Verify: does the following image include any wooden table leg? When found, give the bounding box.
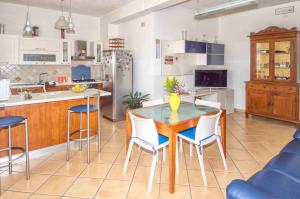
[125,111,132,152]
[221,110,227,157]
[168,130,176,193]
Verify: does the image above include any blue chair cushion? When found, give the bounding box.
[0,116,25,127]
[294,128,300,140]
[281,140,300,156]
[70,105,97,113]
[178,127,196,140]
[248,169,300,199]
[158,134,168,145]
[265,152,300,182]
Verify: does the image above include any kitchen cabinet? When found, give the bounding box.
[60,39,71,65]
[207,43,224,65]
[89,41,103,65]
[20,37,60,52]
[164,40,206,54]
[19,37,60,65]
[246,26,300,123]
[0,34,19,64]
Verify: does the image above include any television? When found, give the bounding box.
[195,70,227,88]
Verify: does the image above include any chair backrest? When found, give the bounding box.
[142,99,164,108]
[195,99,221,109]
[195,110,222,143]
[85,90,101,110]
[128,112,159,150]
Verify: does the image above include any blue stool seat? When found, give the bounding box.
[158,134,168,145]
[0,116,25,127]
[69,105,97,113]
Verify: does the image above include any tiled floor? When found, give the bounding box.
[0,112,297,199]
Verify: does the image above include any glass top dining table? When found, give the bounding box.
[126,102,226,194]
[131,102,219,125]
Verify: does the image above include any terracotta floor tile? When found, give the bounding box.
[36,175,76,195]
[1,112,296,198]
[94,179,131,199]
[64,177,103,198]
[133,166,161,183]
[127,182,159,199]
[159,184,191,199]
[190,186,224,199]
[0,190,31,199]
[187,170,218,187]
[161,167,189,185]
[54,162,87,177]
[214,171,244,188]
[9,173,50,193]
[80,163,111,178]
[106,164,135,181]
[31,160,65,175]
[29,194,60,199]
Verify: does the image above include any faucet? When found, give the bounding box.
[38,72,48,85]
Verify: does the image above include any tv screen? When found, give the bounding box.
[195,70,227,88]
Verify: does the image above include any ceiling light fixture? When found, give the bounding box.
[23,0,33,37]
[66,0,75,34]
[55,0,68,30]
[195,0,257,18]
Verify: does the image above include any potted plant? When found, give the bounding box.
[164,76,183,111]
[123,91,150,109]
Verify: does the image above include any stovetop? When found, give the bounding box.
[72,79,96,83]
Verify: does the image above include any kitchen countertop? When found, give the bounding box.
[0,89,111,107]
[10,80,105,89]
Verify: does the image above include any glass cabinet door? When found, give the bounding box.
[274,40,291,81]
[60,40,71,65]
[255,42,270,80]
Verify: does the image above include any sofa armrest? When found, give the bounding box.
[294,128,300,140]
[227,180,276,199]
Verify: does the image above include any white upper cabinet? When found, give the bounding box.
[60,39,71,65]
[20,37,60,52]
[19,37,61,65]
[88,41,103,65]
[0,35,19,65]
[93,41,103,65]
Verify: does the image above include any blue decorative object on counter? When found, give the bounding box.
[71,65,91,81]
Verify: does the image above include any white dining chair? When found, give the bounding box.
[177,110,227,186]
[179,99,222,157]
[123,112,171,194]
[142,99,167,161]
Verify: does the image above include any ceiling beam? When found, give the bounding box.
[101,0,190,24]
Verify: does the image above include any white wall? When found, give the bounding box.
[117,14,156,96]
[114,6,219,99]
[219,1,300,110]
[0,1,100,41]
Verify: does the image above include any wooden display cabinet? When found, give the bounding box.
[246,26,300,123]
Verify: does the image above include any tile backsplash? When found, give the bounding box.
[0,63,104,83]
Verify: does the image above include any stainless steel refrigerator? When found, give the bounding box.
[102,50,133,121]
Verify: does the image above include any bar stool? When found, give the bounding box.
[0,116,30,180]
[66,93,101,164]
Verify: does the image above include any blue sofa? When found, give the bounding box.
[227,129,300,199]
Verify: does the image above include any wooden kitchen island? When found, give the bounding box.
[0,89,111,156]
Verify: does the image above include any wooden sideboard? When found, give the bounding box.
[246,26,300,123]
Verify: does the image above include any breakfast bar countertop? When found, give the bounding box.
[0,89,111,107]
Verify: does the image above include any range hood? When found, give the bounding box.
[72,40,95,61]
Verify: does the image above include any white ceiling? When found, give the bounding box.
[0,0,298,17]
[0,0,136,17]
